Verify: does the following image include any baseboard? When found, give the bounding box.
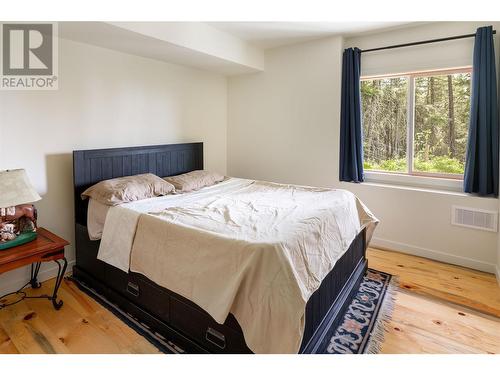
[370,237,497,274]
[495,265,500,286]
[0,259,75,296]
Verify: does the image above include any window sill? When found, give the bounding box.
[344,174,498,200]
[363,170,463,192]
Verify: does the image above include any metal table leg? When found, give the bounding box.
[23,257,67,310]
[30,262,42,289]
[51,258,67,310]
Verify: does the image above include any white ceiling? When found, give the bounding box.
[59,22,263,75]
[58,22,417,76]
[208,22,414,49]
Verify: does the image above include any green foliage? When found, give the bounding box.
[361,72,471,176]
[414,156,464,174]
[361,77,408,163]
[364,158,407,172]
[365,156,465,174]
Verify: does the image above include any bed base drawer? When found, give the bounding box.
[123,277,171,324]
[170,296,251,353]
[101,267,250,353]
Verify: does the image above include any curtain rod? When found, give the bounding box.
[361,30,497,53]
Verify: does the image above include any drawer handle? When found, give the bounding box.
[126,282,140,297]
[205,327,226,350]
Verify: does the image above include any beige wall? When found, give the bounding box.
[228,36,344,186]
[228,22,499,274]
[0,38,228,294]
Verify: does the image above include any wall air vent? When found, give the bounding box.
[452,206,498,232]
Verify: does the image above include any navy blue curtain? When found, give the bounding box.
[339,47,363,182]
[464,26,499,196]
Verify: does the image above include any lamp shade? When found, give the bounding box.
[0,169,41,207]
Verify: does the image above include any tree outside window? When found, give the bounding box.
[361,68,471,178]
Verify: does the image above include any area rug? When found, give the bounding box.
[311,268,398,354]
[70,268,397,354]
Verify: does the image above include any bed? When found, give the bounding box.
[72,142,374,353]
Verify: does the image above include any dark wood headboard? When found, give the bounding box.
[73,142,203,225]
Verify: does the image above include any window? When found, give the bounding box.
[361,68,472,179]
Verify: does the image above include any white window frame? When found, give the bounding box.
[361,66,473,186]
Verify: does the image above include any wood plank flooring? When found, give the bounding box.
[368,248,500,318]
[0,248,499,354]
[0,277,160,354]
[368,248,500,354]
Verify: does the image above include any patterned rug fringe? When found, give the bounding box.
[363,276,399,354]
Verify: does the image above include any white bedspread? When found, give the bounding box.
[97,178,378,353]
[98,179,255,271]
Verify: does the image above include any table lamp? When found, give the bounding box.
[0,169,41,250]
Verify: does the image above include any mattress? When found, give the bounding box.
[94,177,378,353]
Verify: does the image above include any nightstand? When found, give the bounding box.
[0,227,69,310]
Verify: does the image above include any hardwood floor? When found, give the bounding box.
[368,248,500,318]
[368,248,500,354]
[0,278,160,354]
[0,248,499,354]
